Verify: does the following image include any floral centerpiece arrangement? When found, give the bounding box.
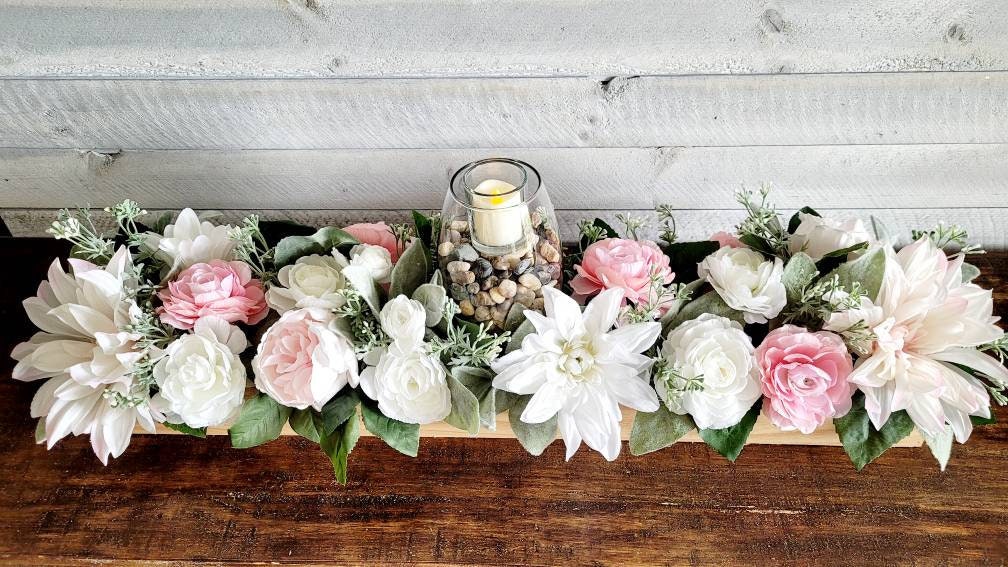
[11,188,1008,482]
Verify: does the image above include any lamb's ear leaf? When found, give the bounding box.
[830,247,886,301]
[508,395,558,456]
[274,227,358,268]
[412,283,447,327]
[698,400,762,462]
[444,370,481,435]
[663,290,743,335]
[961,262,981,283]
[229,393,292,449]
[450,366,498,430]
[629,404,694,456]
[389,239,430,299]
[506,318,537,353]
[781,252,819,305]
[834,393,915,471]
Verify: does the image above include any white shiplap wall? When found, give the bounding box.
[1,0,1006,244]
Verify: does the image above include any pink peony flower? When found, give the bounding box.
[710,231,744,249]
[343,222,402,262]
[157,260,268,330]
[571,238,674,304]
[755,325,855,434]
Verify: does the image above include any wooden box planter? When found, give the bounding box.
[142,412,925,448]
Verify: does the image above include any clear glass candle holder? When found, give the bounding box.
[439,158,562,329]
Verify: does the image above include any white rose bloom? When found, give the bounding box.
[144,208,236,272]
[150,317,248,428]
[266,253,348,314]
[358,342,451,424]
[659,313,762,430]
[789,212,873,261]
[349,244,394,284]
[698,247,786,324]
[379,295,427,348]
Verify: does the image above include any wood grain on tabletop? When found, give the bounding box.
[0,239,1005,566]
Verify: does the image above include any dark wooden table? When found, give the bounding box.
[0,239,1005,566]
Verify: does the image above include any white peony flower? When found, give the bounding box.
[826,238,1007,443]
[789,212,873,261]
[358,341,452,424]
[349,244,394,284]
[253,308,359,410]
[698,247,786,324]
[379,295,427,348]
[11,246,158,464]
[144,208,236,273]
[658,313,762,430]
[150,317,248,428]
[266,253,348,314]
[491,287,661,461]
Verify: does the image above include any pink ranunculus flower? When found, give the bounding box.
[571,238,674,304]
[252,308,359,410]
[710,231,744,249]
[755,325,855,434]
[157,260,268,330]
[343,222,402,262]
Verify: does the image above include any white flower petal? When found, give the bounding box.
[581,288,622,337]
[520,381,566,424]
[604,322,660,355]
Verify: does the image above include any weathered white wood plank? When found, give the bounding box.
[1,73,1005,149]
[1,0,1005,77]
[1,146,1006,210]
[4,208,1005,248]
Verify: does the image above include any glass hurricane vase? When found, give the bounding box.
[439,158,562,330]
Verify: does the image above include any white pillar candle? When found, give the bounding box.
[470,179,528,249]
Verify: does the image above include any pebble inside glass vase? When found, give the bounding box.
[439,158,563,330]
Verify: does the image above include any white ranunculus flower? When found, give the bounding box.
[698,247,786,324]
[11,246,158,464]
[358,341,451,424]
[144,208,236,273]
[266,253,349,314]
[379,295,427,348]
[150,317,248,428]
[349,243,394,284]
[825,238,1007,443]
[659,313,762,430]
[789,212,873,261]
[491,287,661,461]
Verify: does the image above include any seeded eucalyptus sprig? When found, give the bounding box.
[229,215,276,283]
[47,206,116,262]
[912,223,986,256]
[736,184,789,258]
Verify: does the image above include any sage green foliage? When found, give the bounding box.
[35,418,46,444]
[360,398,420,457]
[961,262,981,283]
[830,247,886,301]
[389,239,430,299]
[450,366,497,429]
[834,393,915,470]
[782,252,819,305]
[229,393,293,449]
[663,290,743,335]
[412,282,447,327]
[698,400,762,462]
[444,369,482,435]
[163,422,208,438]
[506,318,537,353]
[508,395,558,456]
[273,227,358,268]
[629,404,695,456]
[659,278,705,332]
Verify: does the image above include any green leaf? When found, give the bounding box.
[444,370,481,434]
[150,211,174,234]
[389,239,430,299]
[834,393,915,471]
[663,290,744,335]
[503,302,527,333]
[412,210,437,250]
[495,390,520,416]
[412,283,447,327]
[319,391,361,436]
[820,241,870,259]
[229,393,293,449]
[698,399,762,462]
[506,318,536,353]
[922,425,954,472]
[787,206,820,234]
[971,411,996,426]
[870,215,894,244]
[163,422,208,438]
[781,252,818,305]
[961,262,981,283]
[660,240,720,282]
[508,395,558,456]
[320,411,360,485]
[450,366,497,429]
[359,397,420,457]
[35,418,46,444]
[258,219,316,247]
[288,408,325,443]
[629,404,695,456]
[273,227,358,268]
[831,247,886,301]
[659,278,705,331]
